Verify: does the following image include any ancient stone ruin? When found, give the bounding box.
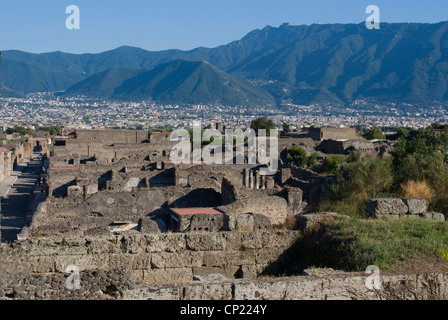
[0,128,446,300]
[366,198,445,221]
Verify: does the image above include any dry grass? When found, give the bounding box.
[401,180,435,206]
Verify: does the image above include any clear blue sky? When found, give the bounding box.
[1,0,447,54]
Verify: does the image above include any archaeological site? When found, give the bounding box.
[0,127,447,301]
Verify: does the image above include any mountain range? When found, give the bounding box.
[3,21,448,106]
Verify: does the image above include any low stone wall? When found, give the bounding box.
[123,272,448,300]
[0,231,298,288]
[2,231,448,300]
[366,198,446,221]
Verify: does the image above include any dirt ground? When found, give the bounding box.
[382,253,448,275]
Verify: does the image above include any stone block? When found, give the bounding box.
[186,233,226,251]
[254,247,284,265]
[432,212,446,221]
[86,238,121,254]
[189,213,224,232]
[223,232,242,250]
[145,234,186,253]
[67,185,83,197]
[218,196,287,226]
[296,212,340,230]
[403,198,427,215]
[183,283,233,300]
[29,256,56,273]
[85,184,98,196]
[121,234,147,254]
[422,212,446,221]
[241,232,263,249]
[234,279,288,300]
[124,178,140,192]
[225,214,254,232]
[226,250,256,266]
[285,278,325,300]
[193,266,239,280]
[366,199,409,218]
[202,251,228,267]
[138,217,161,234]
[132,254,152,270]
[261,231,297,248]
[123,285,181,300]
[151,251,203,269]
[143,268,193,285]
[108,254,135,270]
[253,214,272,231]
[193,273,228,283]
[54,254,108,272]
[239,265,263,279]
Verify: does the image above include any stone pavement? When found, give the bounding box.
[0,153,46,243]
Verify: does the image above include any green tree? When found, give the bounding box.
[362,126,384,140]
[325,155,344,174]
[307,152,318,167]
[353,125,366,136]
[250,117,276,136]
[6,126,35,137]
[347,151,361,163]
[40,125,61,135]
[282,122,291,134]
[288,145,307,167]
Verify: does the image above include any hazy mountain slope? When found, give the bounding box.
[3,21,448,104]
[112,60,276,105]
[227,22,448,104]
[1,58,85,93]
[59,67,146,98]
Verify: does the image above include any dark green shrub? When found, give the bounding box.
[325,155,344,174]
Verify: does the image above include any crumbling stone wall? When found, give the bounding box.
[317,139,376,155]
[0,231,298,290]
[218,196,288,226]
[121,272,448,300]
[174,164,252,191]
[308,127,358,142]
[75,129,150,144]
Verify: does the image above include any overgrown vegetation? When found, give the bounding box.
[320,124,448,217]
[324,155,344,174]
[391,125,448,214]
[6,125,35,137]
[320,157,394,218]
[265,218,448,276]
[362,126,384,140]
[313,218,448,271]
[287,145,318,169]
[40,125,61,135]
[271,124,448,276]
[250,117,276,136]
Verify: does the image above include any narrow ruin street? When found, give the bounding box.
[0,150,46,242]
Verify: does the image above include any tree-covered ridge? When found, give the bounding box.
[4,22,448,105]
